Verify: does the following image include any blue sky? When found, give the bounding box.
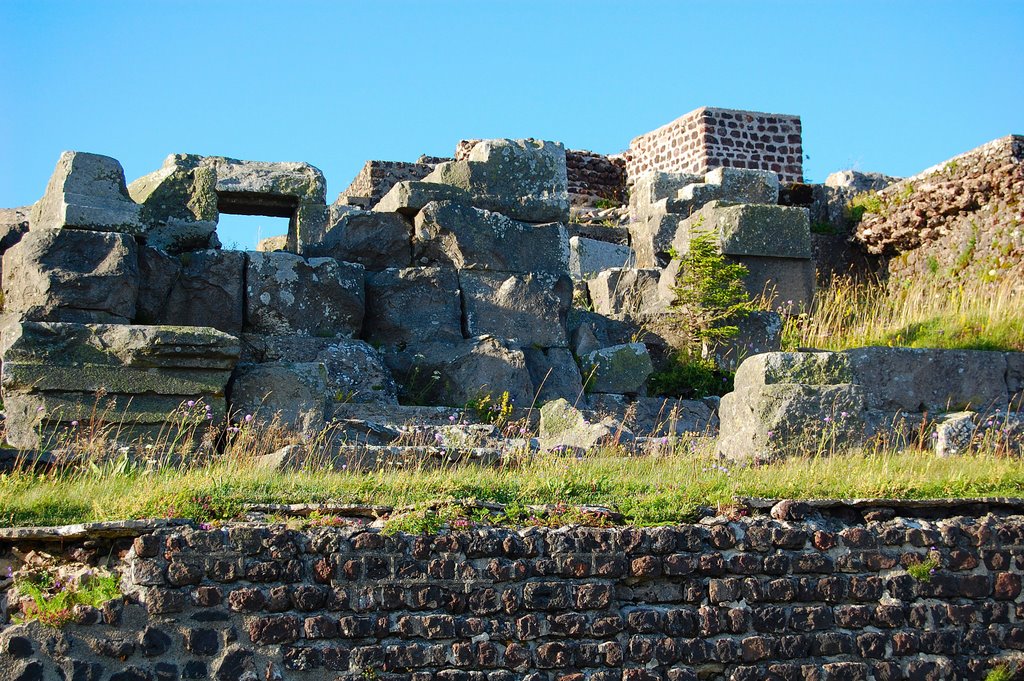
[2,1,1022,250]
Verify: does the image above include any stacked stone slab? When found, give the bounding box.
[718,348,1023,462]
[0,322,239,450]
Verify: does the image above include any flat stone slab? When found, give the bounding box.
[0,518,193,542]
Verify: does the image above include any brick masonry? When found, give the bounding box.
[2,510,1023,679]
[624,107,804,185]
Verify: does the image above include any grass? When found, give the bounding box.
[1,443,1022,528]
[784,274,1024,352]
[14,568,121,627]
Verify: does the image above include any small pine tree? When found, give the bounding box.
[670,229,755,348]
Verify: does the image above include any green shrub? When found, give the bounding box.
[985,664,1013,681]
[15,568,121,627]
[847,191,884,223]
[668,230,755,347]
[648,353,733,399]
[906,556,940,582]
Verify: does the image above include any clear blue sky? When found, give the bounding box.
[2,1,1022,250]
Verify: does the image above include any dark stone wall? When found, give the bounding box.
[2,512,1023,680]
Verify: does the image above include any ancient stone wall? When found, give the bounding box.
[456,141,627,205]
[3,509,1024,680]
[854,135,1024,285]
[565,150,627,204]
[337,160,444,208]
[624,108,803,185]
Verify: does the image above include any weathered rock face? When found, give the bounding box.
[2,228,139,323]
[586,268,664,317]
[307,209,412,270]
[127,153,218,254]
[244,252,365,337]
[580,342,654,395]
[538,397,632,452]
[414,201,569,273]
[363,267,463,345]
[522,346,585,404]
[0,322,238,449]
[568,236,634,281]
[30,151,143,234]
[384,336,534,407]
[718,348,1022,461]
[423,138,570,223]
[229,362,328,432]
[157,250,245,335]
[372,180,472,217]
[459,270,572,347]
[700,310,784,372]
[134,247,182,325]
[673,200,811,259]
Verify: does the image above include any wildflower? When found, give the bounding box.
[206,413,213,420]
[187,400,195,408]
[434,432,444,443]
[70,420,78,427]
[244,414,253,423]
[766,430,774,439]
[449,414,457,423]
[824,416,832,423]
[199,522,212,531]
[4,566,12,578]
[660,437,669,445]
[840,411,848,419]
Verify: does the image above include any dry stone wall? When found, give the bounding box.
[3,509,1024,680]
[624,108,803,185]
[854,135,1024,285]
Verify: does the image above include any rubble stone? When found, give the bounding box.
[580,343,654,395]
[307,209,412,270]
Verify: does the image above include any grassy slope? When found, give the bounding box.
[2,448,1022,527]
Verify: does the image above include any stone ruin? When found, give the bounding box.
[0,107,1020,464]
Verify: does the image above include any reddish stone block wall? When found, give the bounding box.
[625,107,803,184]
[3,510,1023,679]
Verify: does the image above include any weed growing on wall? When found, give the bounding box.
[14,567,121,627]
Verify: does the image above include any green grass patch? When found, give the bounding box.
[14,569,121,627]
[2,447,1022,528]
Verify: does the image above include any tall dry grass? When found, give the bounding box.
[784,275,1024,352]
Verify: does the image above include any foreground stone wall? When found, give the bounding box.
[3,509,1024,680]
[854,135,1024,285]
[624,108,803,185]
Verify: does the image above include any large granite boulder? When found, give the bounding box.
[628,171,700,222]
[244,251,365,337]
[523,347,585,405]
[579,343,654,395]
[568,236,634,281]
[363,267,463,345]
[414,201,569,273]
[459,270,572,347]
[0,322,238,449]
[306,209,412,270]
[30,151,143,234]
[157,250,245,335]
[423,139,569,223]
[127,153,218,254]
[373,181,472,217]
[2,228,139,323]
[384,336,534,407]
